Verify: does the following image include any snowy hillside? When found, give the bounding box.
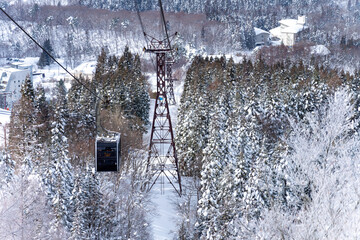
[0,0,359,239]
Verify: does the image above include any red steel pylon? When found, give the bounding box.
[144,33,182,196]
[166,58,176,105]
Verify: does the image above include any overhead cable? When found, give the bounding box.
[0,7,103,102]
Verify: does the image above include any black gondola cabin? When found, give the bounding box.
[95,134,121,172]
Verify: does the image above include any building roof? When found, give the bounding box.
[270,15,308,37]
[73,61,97,76]
[96,133,121,142]
[1,67,19,81]
[254,27,269,35]
[0,67,27,88]
[282,25,308,34]
[279,19,299,27]
[4,69,31,92]
[269,26,282,37]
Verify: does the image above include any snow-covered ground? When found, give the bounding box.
[151,180,180,239]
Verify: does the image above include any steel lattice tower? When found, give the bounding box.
[144,33,182,196]
[166,59,176,105]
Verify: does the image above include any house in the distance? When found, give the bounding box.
[0,62,33,109]
[270,16,308,46]
[72,61,97,80]
[254,27,270,46]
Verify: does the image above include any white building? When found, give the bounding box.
[270,16,308,46]
[254,27,270,46]
[0,64,32,109]
[72,61,97,80]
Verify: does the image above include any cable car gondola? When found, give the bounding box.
[95,134,121,172]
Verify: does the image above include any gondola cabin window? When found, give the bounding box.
[95,134,121,172]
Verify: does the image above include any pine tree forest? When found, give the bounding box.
[175,56,360,239]
[0,0,360,239]
[2,44,360,240]
[1,47,151,239]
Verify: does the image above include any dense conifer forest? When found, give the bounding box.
[1,47,151,239]
[175,55,360,238]
[0,0,359,239]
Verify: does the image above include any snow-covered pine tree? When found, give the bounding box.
[176,56,212,177]
[32,85,52,169]
[44,79,74,236]
[8,75,37,167]
[34,85,51,145]
[176,57,199,176]
[229,62,269,229]
[252,87,360,239]
[217,59,250,238]
[0,160,56,239]
[94,48,109,88]
[0,151,14,188]
[67,75,96,163]
[196,79,229,239]
[71,165,102,239]
[131,54,150,131]
[109,46,131,116]
[93,46,149,135]
[37,39,55,68]
[116,47,150,132]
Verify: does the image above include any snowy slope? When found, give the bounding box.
[151,182,180,239]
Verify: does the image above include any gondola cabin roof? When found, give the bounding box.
[95,133,121,172]
[96,133,121,142]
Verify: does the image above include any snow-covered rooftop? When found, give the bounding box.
[270,27,282,38]
[279,19,299,27]
[282,25,308,34]
[254,27,269,35]
[275,16,307,34]
[0,66,30,89]
[96,134,121,142]
[73,61,97,76]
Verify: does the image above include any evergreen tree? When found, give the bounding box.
[34,85,50,145]
[38,39,54,68]
[94,46,149,135]
[44,80,73,235]
[32,85,52,169]
[0,151,15,188]
[176,56,212,177]
[0,162,56,239]
[252,88,360,239]
[8,75,36,166]
[197,90,228,239]
[131,54,150,129]
[71,165,102,239]
[67,76,96,163]
[217,68,248,237]
[176,54,356,239]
